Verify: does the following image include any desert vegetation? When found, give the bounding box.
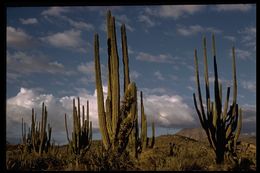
[193,35,242,165]
[6,10,256,171]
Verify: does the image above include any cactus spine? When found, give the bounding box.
[21,102,52,155]
[193,35,242,164]
[94,11,137,155]
[64,97,92,156]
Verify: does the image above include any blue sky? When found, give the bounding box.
[6,5,256,144]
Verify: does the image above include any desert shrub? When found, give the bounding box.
[91,149,135,171]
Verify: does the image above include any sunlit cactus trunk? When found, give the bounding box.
[94,11,138,155]
[193,35,242,164]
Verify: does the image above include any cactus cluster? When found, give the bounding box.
[193,35,242,164]
[94,11,155,158]
[94,10,139,155]
[21,102,52,155]
[127,91,155,158]
[64,97,92,156]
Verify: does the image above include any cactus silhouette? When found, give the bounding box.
[193,35,242,164]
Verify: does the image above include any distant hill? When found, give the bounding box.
[175,127,207,141]
[176,127,256,145]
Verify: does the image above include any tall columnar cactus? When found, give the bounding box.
[21,102,52,155]
[128,91,155,157]
[193,35,242,164]
[140,91,148,149]
[94,11,138,155]
[150,116,155,148]
[64,97,92,156]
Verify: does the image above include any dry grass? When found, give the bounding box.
[6,134,256,171]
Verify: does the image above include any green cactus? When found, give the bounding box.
[21,102,52,155]
[121,24,130,93]
[94,11,138,156]
[193,35,242,164]
[150,116,155,148]
[94,11,156,159]
[64,97,92,156]
[140,91,148,149]
[127,91,155,157]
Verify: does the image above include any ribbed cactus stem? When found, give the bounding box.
[22,117,24,144]
[140,91,147,149]
[212,36,221,116]
[121,24,130,93]
[94,33,111,150]
[65,113,70,142]
[234,108,242,149]
[109,15,120,139]
[232,47,237,106]
[203,36,210,107]
[194,49,206,129]
[82,105,85,130]
[39,103,47,155]
[78,97,81,135]
[223,87,230,121]
[151,116,155,148]
[65,97,92,156]
[47,123,52,149]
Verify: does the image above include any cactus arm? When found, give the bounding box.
[223,87,231,121]
[86,101,89,137]
[82,105,85,133]
[106,98,113,140]
[140,91,148,148]
[212,35,222,116]
[151,116,155,148]
[219,81,222,106]
[203,36,212,121]
[110,15,120,138]
[121,24,130,93]
[193,93,204,129]
[22,117,24,144]
[78,97,81,134]
[232,47,237,107]
[116,82,137,153]
[94,33,111,150]
[194,49,207,125]
[39,103,47,154]
[64,113,70,142]
[234,108,242,149]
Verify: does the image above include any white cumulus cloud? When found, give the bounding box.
[7,86,197,144]
[136,52,174,63]
[6,87,105,144]
[7,26,33,48]
[20,18,38,25]
[157,5,205,19]
[40,29,88,53]
[177,24,222,36]
[214,4,252,12]
[143,94,196,128]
